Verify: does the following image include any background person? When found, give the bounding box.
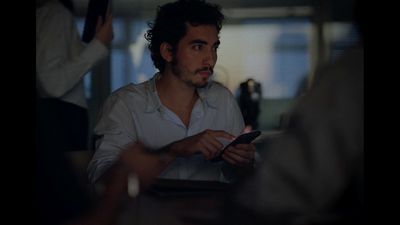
[36,0,113,151]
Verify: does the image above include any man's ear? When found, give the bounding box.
[160,42,173,62]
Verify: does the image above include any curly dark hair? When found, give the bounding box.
[145,0,225,73]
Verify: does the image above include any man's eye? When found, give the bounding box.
[193,45,202,50]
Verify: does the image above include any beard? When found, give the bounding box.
[171,57,213,88]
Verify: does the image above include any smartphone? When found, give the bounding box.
[210,130,261,162]
[82,0,111,43]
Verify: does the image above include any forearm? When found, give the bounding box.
[37,40,108,98]
[157,142,179,165]
[92,141,178,195]
[94,161,128,194]
[106,142,177,188]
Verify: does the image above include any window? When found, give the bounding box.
[217,18,311,98]
[77,16,313,132]
[110,19,156,92]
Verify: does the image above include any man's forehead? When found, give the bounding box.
[183,23,219,43]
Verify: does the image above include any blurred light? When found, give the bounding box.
[223,7,313,19]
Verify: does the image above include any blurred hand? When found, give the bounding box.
[119,142,162,188]
[169,129,235,160]
[222,143,256,167]
[94,4,113,46]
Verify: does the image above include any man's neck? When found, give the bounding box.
[156,71,199,126]
[157,72,195,101]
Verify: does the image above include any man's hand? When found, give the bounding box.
[169,129,235,160]
[222,143,256,167]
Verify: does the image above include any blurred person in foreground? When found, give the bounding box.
[37,118,161,225]
[87,0,256,186]
[219,2,364,225]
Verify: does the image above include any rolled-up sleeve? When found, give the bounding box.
[87,94,136,183]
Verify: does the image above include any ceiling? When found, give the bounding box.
[72,0,357,21]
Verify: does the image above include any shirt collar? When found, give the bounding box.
[144,73,219,113]
[197,83,219,109]
[144,73,162,113]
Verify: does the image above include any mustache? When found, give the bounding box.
[195,67,213,74]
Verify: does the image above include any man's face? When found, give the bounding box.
[171,23,220,88]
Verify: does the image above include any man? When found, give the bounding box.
[88,0,255,185]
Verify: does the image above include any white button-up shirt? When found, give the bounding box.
[88,73,245,183]
[36,0,108,108]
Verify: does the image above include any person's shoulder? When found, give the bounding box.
[37,0,73,24]
[109,80,158,111]
[319,45,363,83]
[208,81,232,94]
[98,82,149,115]
[38,1,70,15]
[110,82,149,101]
[205,81,236,103]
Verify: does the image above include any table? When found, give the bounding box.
[116,179,229,225]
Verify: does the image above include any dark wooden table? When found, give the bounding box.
[116,179,230,225]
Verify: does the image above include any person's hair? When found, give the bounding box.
[145,0,225,73]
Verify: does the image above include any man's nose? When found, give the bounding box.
[203,49,216,67]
